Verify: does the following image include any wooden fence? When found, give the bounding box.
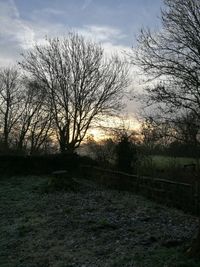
[80,165,199,215]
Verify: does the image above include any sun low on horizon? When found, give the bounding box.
[0,0,163,152]
[87,115,141,141]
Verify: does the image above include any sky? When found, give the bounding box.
[0,0,163,65]
[0,0,163,133]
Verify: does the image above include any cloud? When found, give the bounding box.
[0,1,34,47]
[74,24,132,59]
[0,0,36,65]
[82,0,93,10]
[32,7,65,18]
[0,0,130,66]
[0,1,140,123]
[0,0,19,19]
[77,25,126,43]
[0,1,67,66]
[0,2,130,67]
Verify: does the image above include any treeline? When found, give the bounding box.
[0,65,199,158]
[140,118,200,158]
[1,4,200,159]
[0,153,97,176]
[84,133,200,172]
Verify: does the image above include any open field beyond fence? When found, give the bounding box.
[81,165,200,215]
[137,155,200,184]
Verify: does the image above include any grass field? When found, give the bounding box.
[138,155,199,182]
[0,175,199,267]
[151,156,199,169]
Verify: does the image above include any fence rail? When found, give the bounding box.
[80,165,198,215]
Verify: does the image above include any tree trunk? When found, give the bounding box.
[59,142,66,153]
[59,138,67,154]
[66,142,76,154]
[58,130,67,154]
[17,138,25,153]
[3,131,9,152]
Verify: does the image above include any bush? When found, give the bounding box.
[0,153,85,176]
[115,135,137,173]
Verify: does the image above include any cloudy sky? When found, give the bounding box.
[0,0,163,66]
[0,0,163,128]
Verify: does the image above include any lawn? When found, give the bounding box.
[0,175,199,267]
[138,155,199,182]
[151,156,199,169]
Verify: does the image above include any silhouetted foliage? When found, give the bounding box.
[115,134,137,173]
[85,137,116,167]
[167,141,200,158]
[0,153,94,176]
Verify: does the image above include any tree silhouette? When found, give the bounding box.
[20,32,129,153]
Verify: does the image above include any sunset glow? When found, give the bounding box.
[87,115,141,141]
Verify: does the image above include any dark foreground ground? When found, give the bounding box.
[0,175,199,267]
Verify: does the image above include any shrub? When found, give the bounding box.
[115,135,137,173]
[0,153,83,176]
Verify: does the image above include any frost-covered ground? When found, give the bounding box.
[0,175,199,267]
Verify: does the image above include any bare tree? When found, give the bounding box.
[28,103,53,155]
[0,67,22,152]
[170,111,200,146]
[14,79,52,154]
[19,33,129,153]
[131,0,200,120]
[130,0,200,256]
[140,118,167,151]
